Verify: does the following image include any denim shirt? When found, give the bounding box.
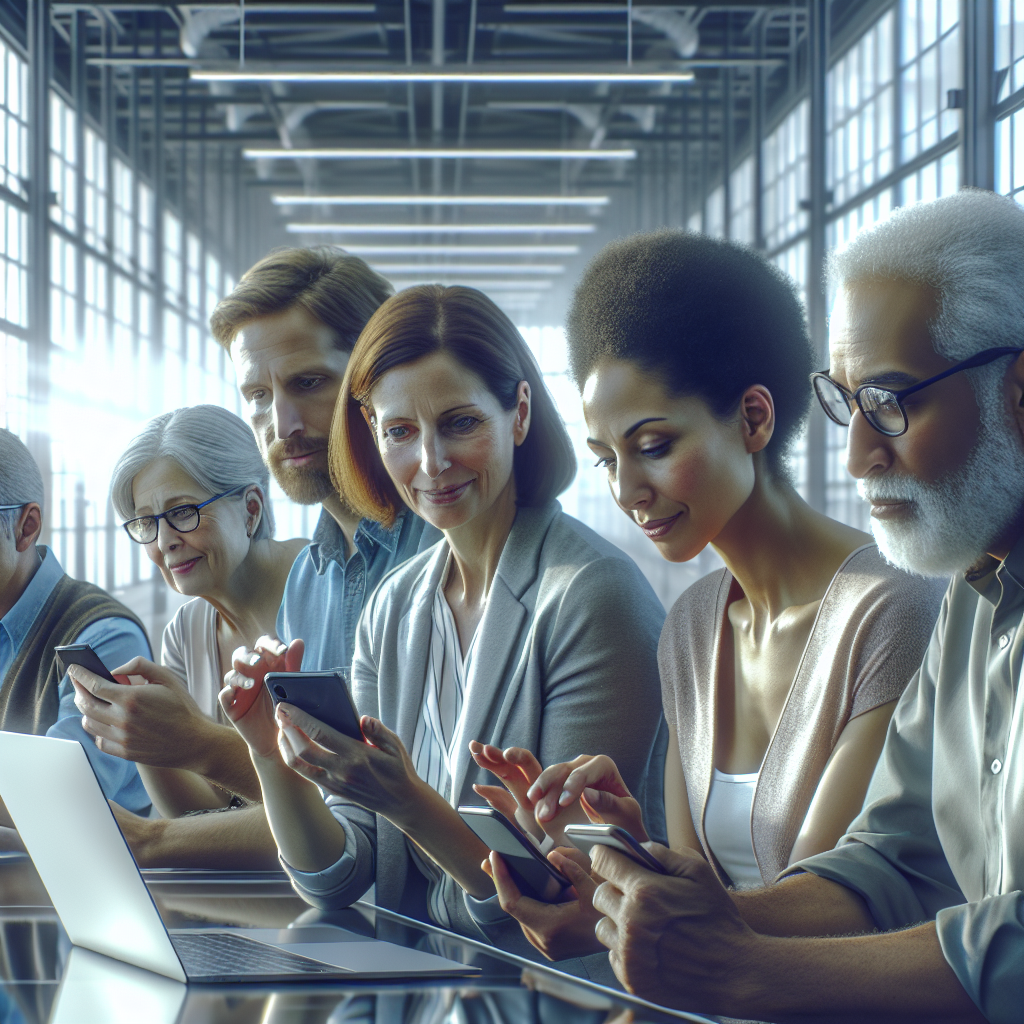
[0,546,152,814]
[276,509,441,673]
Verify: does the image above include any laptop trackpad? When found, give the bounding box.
[271,941,472,974]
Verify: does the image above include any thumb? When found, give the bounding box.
[284,638,304,672]
[361,716,399,755]
[549,848,597,900]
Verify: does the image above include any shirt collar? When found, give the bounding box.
[0,546,63,651]
[965,531,1024,606]
[307,508,404,574]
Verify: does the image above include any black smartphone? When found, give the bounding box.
[264,671,363,741]
[458,805,573,903]
[563,823,667,874]
[54,644,121,684]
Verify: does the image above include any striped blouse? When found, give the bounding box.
[408,562,481,927]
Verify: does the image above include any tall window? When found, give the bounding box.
[900,0,960,160]
[729,156,755,245]
[762,100,809,252]
[828,10,895,207]
[82,126,106,252]
[112,159,133,272]
[49,93,75,234]
[704,184,725,237]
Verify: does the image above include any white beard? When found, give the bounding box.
[858,414,1024,578]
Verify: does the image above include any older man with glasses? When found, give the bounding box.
[0,429,152,829]
[587,189,1024,1023]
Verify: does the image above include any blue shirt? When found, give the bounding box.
[0,546,152,815]
[276,510,441,673]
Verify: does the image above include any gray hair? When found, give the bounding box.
[110,405,275,542]
[827,189,1024,416]
[0,429,44,540]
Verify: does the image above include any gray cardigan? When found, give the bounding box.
[285,502,668,957]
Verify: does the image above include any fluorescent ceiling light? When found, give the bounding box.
[387,279,554,290]
[339,245,580,256]
[367,264,565,275]
[285,223,594,234]
[247,147,635,161]
[272,194,609,206]
[194,67,693,84]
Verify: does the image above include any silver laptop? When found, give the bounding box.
[0,732,479,983]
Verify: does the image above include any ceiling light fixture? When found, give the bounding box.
[285,223,594,234]
[271,194,609,206]
[337,245,580,256]
[366,264,565,275]
[193,67,693,84]
[247,147,635,161]
[385,279,555,290]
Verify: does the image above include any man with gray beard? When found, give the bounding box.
[587,190,1023,1023]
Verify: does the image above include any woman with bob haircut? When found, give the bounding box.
[221,284,667,955]
[82,405,306,820]
[476,231,947,962]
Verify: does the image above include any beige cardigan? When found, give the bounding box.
[659,544,947,884]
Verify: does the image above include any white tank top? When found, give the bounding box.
[703,768,762,887]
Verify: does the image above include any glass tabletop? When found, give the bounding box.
[0,856,719,1024]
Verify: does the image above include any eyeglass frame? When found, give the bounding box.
[810,346,1024,438]
[122,485,248,545]
[0,503,26,512]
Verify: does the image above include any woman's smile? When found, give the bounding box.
[419,480,473,505]
[635,511,684,539]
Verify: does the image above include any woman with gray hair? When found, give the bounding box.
[94,404,307,818]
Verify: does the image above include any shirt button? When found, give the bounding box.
[991,759,1003,775]
[998,633,1011,649]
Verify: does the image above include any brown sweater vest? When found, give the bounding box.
[0,574,147,735]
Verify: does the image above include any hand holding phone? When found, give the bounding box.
[54,644,121,685]
[563,824,667,874]
[458,805,573,903]
[265,671,363,742]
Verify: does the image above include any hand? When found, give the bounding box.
[591,843,756,1010]
[482,846,605,960]
[69,658,211,770]
[469,744,588,846]
[218,635,303,760]
[276,704,422,826]
[528,754,648,842]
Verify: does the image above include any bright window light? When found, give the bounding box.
[339,245,580,256]
[285,223,594,234]
[272,194,609,206]
[247,147,636,161]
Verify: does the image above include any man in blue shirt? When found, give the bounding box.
[73,249,436,867]
[0,429,151,825]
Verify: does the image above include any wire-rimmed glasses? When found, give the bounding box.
[122,486,246,544]
[811,346,1024,437]
[0,503,26,512]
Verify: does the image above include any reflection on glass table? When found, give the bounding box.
[0,857,716,1024]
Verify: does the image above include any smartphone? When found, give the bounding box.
[264,671,363,741]
[54,644,121,685]
[563,824,667,874]
[458,805,573,903]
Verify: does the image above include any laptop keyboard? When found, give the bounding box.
[171,932,339,978]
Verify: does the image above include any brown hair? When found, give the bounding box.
[210,246,393,351]
[331,285,577,527]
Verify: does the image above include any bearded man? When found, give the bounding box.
[587,189,1023,1023]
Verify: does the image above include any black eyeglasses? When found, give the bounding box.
[811,346,1024,438]
[123,486,245,545]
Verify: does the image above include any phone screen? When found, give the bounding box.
[563,825,667,874]
[458,807,572,903]
[54,644,119,684]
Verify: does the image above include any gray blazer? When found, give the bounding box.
[286,502,667,956]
